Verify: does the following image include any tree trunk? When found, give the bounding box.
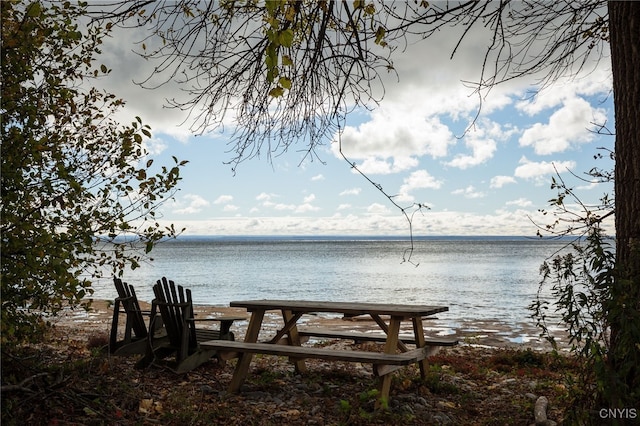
[607,0,640,406]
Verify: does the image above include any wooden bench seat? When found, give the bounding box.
[201,340,431,376]
[298,328,459,347]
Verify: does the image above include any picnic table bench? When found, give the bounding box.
[201,300,456,408]
[297,328,458,347]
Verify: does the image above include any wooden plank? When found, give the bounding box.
[370,314,410,352]
[195,329,222,341]
[200,340,429,366]
[412,316,428,378]
[230,300,448,317]
[228,310,265,392]
[281,309,307,373]
[298,329,459,347]
[266,310,303,344]
[377,316,402,409]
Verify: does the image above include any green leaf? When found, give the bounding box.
[278,76,291,89]
[375,26,386,45]
[27,2,41,17]
[265,0,278,14]
[269,86,285,97]
[279,29,294,48]
[282,55,293,66]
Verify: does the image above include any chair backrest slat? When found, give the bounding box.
[154,278,178,346]
[153,277,198,350]
[113,277,147,338]
[183,287,198,346]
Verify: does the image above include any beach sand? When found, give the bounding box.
[50,299,565,351]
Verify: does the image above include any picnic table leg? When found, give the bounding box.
[228,310,265,393]
[376,315,402,410]
[412,316,428,379]
[371,314,410,352]
[282,309,307,373]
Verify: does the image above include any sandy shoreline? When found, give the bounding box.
[48,299,566,351]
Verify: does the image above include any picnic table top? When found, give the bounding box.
[229,299,448,317]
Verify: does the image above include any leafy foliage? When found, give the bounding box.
[531,158,639,418]
[95,1,608,169]
[1,1,186,345]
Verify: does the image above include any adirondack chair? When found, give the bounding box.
[136,277,244,373]
[109,277,164,355]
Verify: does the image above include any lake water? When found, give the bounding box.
[89,236,570,329]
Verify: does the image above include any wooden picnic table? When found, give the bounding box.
[201,300,451,407]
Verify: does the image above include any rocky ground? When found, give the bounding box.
[1,301,584,425]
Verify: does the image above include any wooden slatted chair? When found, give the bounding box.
[109,277,163,355]
[136,277,244,373]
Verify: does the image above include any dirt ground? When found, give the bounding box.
[2,300,584,425]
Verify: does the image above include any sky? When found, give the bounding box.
[95,4,615,237]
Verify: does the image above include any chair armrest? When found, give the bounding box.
[189,316,247,322]
[187,316,246,336]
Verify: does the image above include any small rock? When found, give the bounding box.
[437,400,457,409]
[245,390,270,400]
[525,393,538,400]
[199,384,215,394]
[432,412,453,424]
[534,396,549,425]
[401,404,415,415]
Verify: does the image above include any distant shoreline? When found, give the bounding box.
[99,234,586,243]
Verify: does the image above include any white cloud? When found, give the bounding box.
[576,181,600,190]
[519,97,607,155]
[214,195,234,204]
[446,120,510,169]
[506,198,533,207]
[155,206,576,237]
[490,176,517,188]
[173,194,210,214]
[98,9,614,239]
[514,157,576,181]
[272,202,296,211]
[340,188,361,196]
[452,185,485,199]
[256,192,276,201]
[366,203,392,215]
[341,111,455,158]
[223,204,239,212]
[446,137,497,169]
[256,192,320,214]
[333,107,456,174]
[353,156,419,175]
[398,170,443,202]
[295,203,320,213]
[145,137,168,156]
[516,70,613,115]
